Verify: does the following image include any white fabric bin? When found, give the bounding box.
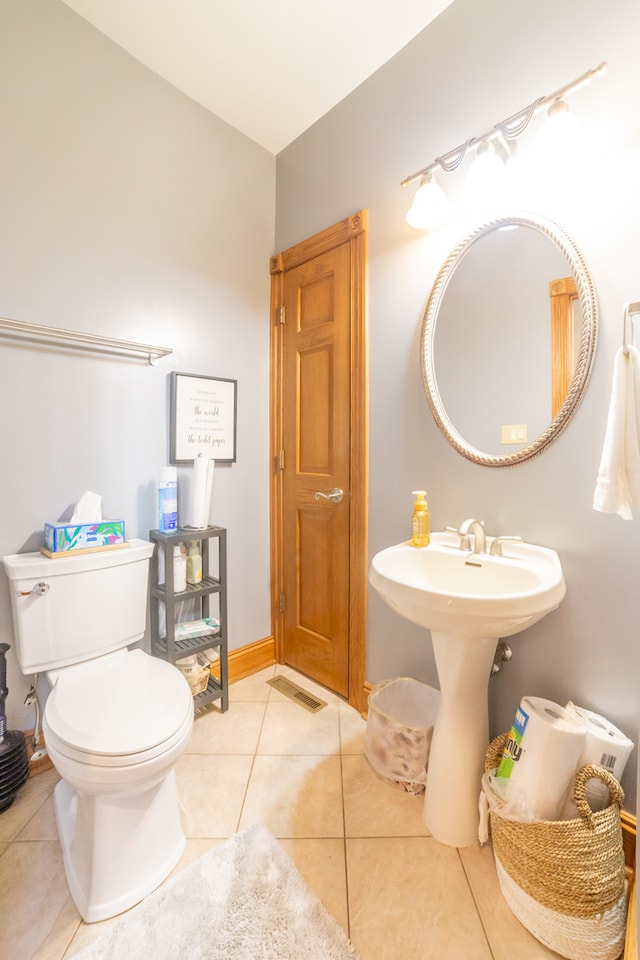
[364,677,440,794]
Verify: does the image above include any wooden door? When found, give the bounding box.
[270,212,367,709]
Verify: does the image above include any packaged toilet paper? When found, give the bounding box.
[494,696,586,822]
[561,702,634,817]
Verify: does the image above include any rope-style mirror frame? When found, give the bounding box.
[420,212,598,467]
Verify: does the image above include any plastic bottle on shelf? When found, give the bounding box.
[158,467,178,532]
[173,544,187,592]
[186,541,203,585]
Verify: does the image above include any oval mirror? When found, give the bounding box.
[421,212,598,466]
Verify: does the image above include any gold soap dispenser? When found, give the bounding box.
[411,490,431,548]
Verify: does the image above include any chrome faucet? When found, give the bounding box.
[457,519,486,554]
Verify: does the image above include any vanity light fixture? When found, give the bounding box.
[403,61,607,229]
[405,172,449,229]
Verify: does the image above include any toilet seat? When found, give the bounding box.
[45,649,194,766]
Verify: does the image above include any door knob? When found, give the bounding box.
[314,487,344,504]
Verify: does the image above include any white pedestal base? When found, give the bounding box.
[423,630,498,847]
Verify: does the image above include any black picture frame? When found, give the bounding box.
[170,371,237,463]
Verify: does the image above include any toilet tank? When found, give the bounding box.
[2,539,155,674]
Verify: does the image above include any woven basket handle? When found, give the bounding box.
[573,763,624,827]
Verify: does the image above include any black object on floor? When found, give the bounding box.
[0,643,29,812]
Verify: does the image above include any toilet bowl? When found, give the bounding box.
[44,648,194,922]
[2,539,194,922]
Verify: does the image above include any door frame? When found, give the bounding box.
[269,210,368,713]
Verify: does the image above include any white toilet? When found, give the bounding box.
[2,539,194,922]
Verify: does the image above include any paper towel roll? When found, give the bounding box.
[185,454,214,528]
[495,696,586,821]
[561,702,634,817]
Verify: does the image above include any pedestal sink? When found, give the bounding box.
[369,530,566,847]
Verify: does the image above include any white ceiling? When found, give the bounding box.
[61,0,454,154]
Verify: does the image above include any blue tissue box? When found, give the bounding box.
[43,519,126,554]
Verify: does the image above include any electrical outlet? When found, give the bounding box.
[501,424,528,444]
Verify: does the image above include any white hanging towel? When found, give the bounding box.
[593,344,640,519]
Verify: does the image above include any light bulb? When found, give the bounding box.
[536,98,584,166]
[406,174,450,230]
[460,141,507,207]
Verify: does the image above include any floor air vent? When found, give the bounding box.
[266,676,327,713]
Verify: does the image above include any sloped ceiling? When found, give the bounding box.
[61,0,454,153]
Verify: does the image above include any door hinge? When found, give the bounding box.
[277,449,285,471]
[279,592,285,612]
[278,306,285,325]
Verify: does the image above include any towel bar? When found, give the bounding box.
[0,316,173,365]
[622,301,640,355]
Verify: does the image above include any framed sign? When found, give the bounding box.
[170,372,237,463]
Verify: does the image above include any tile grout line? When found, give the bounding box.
[38,891,80,960]
[337,706,353,942]
[235,678,353,941]
[457,848,497,960]
[5,769,59,844]
[231,688,272,835]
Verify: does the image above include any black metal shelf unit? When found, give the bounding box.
[149,525,228,712]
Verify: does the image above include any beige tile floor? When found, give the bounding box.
[0,664,563,960]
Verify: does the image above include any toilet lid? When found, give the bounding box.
[45,649,193,756]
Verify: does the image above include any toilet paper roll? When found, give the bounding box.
[495,696,586,822]
[561,702,634,817]
[185,454,214,528]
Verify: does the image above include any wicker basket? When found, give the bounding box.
[483,734,627,960]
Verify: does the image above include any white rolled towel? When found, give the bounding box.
[593,344,640,519]
[185,454,214,528]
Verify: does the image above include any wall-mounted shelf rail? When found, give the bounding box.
[0,316,172,364]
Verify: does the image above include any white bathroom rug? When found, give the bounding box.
[69,822,358,960]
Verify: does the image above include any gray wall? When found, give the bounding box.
[0,0,275,727]
[276,0,640,810]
